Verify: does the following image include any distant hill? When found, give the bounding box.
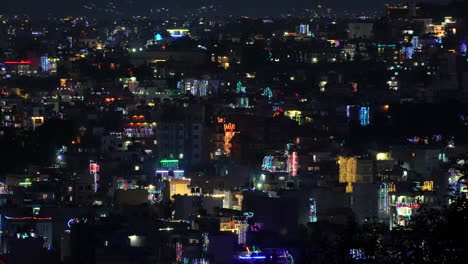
[0,0,394,17]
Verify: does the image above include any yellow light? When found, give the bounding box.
[169,179,191,200]
[376,153,390,160]
[167,29,190,32]
[422,181,433,191]
[338,156,357,193]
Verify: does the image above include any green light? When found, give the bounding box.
[160,159,179,167]
[19,178,32,186]
[160,159,179,163]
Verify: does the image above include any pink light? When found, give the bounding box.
[396,202,420,209]
[5,60,32,64]
[288,151,299,176]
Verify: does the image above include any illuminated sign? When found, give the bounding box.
[287,151,299,176]
[338,156,357,193]
[89,160,100,192]
[396,202,420,209]
[237,221,248,245]
[167,29,189,38]
[202,233,209,253]
[89,161,100,174]
[176,242,183,262]
[67,218,88,228]
[5,60,32,64]
[160,159,179,168]
[155,33,163,41]
[359,107,370,126]
[224,123,238,155]
[41,56,49,72]
[309,198,317,222]
[422,181,433,191]
[5,216,52,220]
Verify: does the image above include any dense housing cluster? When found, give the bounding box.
[0,1,468,264]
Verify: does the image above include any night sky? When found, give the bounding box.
[0,0,452,16]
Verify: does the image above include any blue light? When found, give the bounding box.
[41,56,49,72]
[461,43,467,56]
[359,107,370,126]
[155,34,163,41]
[238,255,266,260]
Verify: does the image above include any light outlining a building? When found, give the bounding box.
[338,156,357,193]
[224,123,238,155]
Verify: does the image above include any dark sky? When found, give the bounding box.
[0,0,452,16]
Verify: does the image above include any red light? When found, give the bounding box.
[5,216,52,220]
[5,60,32,64]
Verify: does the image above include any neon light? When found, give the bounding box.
[338,156,357,193]
[378,183,390,217]
[176,242,183,262]
[67,218,88,228]
[359,107,370,126]
[155,33,163,41]
[309,198,317,222]
[239,255,266,259]
[236,81,246,93]
[183,258,209,264]
[349,249,367,260]
[5,216,52,220]
[202,233,209,253]
[262,87,273,99]
[396,202,420,209]
[90,160,100,192]
[287,151,299,176]
[5,60,32,64]
[243,212,254,218]
[261,155,275,171]
[89,161,100,174]
[238,221,248,245]
[160,159,179,167]
[41,56,49,72]
[224,123,238,155]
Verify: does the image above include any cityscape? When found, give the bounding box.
[0,0,467,263]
